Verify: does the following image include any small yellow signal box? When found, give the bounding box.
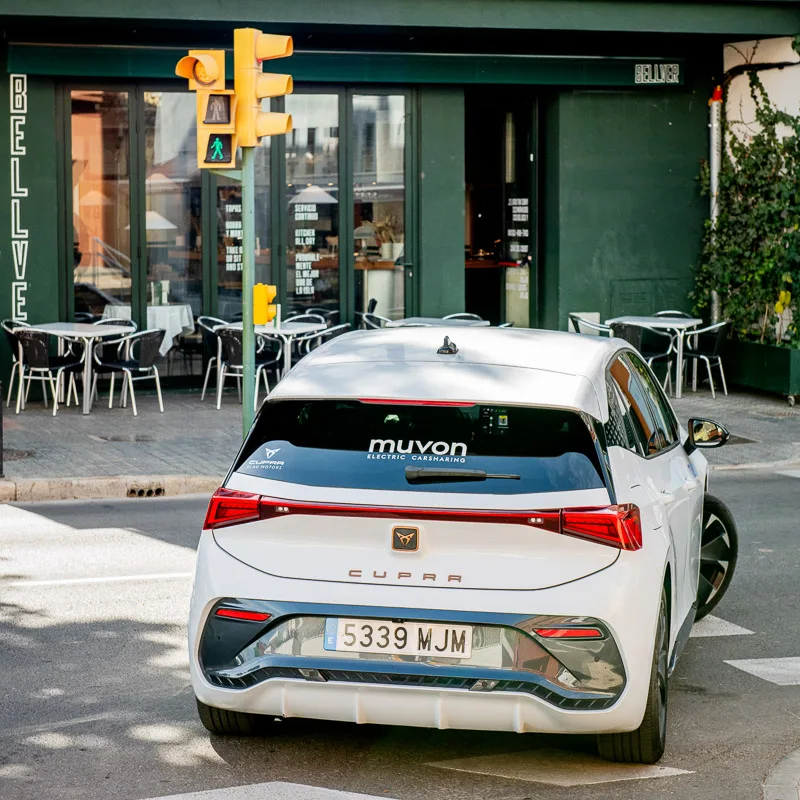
[253,283,278,324]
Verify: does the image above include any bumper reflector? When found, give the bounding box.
[214,608,271,622]
[534,627,604,640]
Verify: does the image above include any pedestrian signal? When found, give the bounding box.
[205,134,233,164]
[176,50,239,169]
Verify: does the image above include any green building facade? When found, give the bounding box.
[1,1,798,380]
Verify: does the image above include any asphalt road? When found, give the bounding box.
[1,472,799,800]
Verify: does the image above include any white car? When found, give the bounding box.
[189,327,736,763]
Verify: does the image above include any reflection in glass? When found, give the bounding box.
[71,90,131,319]
[143,92,203,374]
[217,135,270,322]
[285,94,339,315]
[353,95,405,320]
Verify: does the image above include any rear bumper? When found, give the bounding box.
[189,531,669,734]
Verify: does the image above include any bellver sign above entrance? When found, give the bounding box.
[176,30,293,435]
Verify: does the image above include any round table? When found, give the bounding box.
[19,322,125,415]
[102,304,195,357]
[224,321,328,377]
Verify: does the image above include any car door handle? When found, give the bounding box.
[683,479,701,492]
[660,491,676,505]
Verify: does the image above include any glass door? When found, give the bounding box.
[70,90,132,319]
[353,94,406,320]
[142,91,203,375]
[285,93,340,317]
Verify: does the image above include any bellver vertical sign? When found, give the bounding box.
[176,31,293,436]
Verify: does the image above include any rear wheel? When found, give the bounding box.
[597,588,668,764]
[195,698,279,736]
[695,494,738,621]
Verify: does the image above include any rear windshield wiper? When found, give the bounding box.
[405,467,521,484]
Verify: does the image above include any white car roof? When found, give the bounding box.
[270,327,630,421]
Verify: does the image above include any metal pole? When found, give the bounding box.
[241,145,256,436]
[709,85,723,324]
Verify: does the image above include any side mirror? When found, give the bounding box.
[685,418,730,456]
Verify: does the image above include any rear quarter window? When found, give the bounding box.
[235,400,606,495]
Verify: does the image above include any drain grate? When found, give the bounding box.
[2,448,34,461]
[89,434,155,443]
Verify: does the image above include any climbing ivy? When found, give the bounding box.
[693,70,800,347]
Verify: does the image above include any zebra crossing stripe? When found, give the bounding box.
[690,614,754,638]
[725,657,800,686]
[139,782,397,800]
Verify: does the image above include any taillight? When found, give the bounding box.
[561,504,642,550]
[204,488,261,530]
[204,489,642,550]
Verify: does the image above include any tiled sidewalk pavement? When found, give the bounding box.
[2,389,241,480]
[671,389,800,468]
[1,384,799,485]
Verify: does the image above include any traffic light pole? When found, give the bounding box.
[240,145,256,436]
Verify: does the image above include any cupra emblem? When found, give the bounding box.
[263,447,281,459]
[392,526,419,552]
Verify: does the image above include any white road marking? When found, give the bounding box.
[428,749,692,787]
[7,572,192,588]
[776,470,800,479]
[690,614,754,638]
[140,782,397,800]
[725,657,800,686]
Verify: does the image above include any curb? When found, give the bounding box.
[710,460,800,472]
[0,474,222,503]
[763,747,800,800]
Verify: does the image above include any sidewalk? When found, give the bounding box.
[1,385,799,501]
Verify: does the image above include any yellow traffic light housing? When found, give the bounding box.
[253,283,278,324]
[175,50,225,91]
[234,28,294,148]
[175,49,238,169]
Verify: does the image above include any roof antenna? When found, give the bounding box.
[437,336,458,355]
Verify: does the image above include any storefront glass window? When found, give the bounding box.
[353,94,406,320]
[217,138,271,322]
[70,90,131,319]
[285,94,340,316]
[143,91,202,371]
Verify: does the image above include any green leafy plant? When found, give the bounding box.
[693,71,800,347]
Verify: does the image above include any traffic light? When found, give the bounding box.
[233,28,293,148]
[253,283,278,324]
[175,50,238,169]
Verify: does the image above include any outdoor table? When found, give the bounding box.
[385,316,491,327]
[102,304,194,357]
[605,315,702,400]
[19,322,124,415]
[224,320,328,378]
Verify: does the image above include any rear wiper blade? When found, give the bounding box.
[404,467,521,483]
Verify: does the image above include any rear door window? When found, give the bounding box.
[235,400,606,495]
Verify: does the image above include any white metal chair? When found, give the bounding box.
[568,313,612,336]
[362,313,392,329]
[197,315,228,402]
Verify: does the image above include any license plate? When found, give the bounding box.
[324,618,472,658]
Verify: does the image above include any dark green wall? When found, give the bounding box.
[417,87,465,318]
[541,85,707,330]
[2,0,798,35]
[0,72,61,370]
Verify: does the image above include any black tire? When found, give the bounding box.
[695,494,738,621]
[597,589,668,764]
[195,697,278,736]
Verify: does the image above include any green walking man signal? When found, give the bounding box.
[205,134,232,164]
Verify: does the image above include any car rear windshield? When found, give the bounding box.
[234,400,605,495]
